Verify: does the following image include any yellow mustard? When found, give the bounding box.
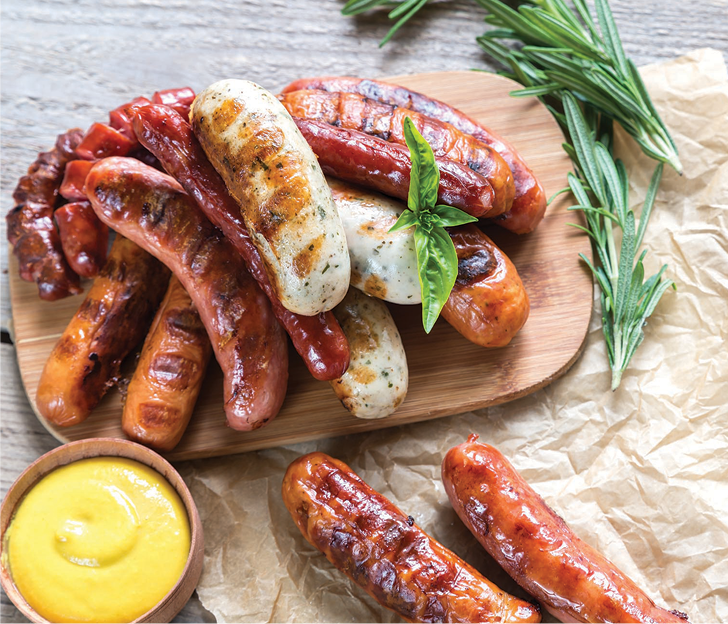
[4,457,190,623]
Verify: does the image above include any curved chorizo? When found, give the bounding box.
[442,435,690,623]
[282,452,541,623]
[86,157,288,431]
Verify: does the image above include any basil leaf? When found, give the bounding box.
[389,208,419,233]
[432,204,478,227]
[414,225,459,333]
[403,116,440,212]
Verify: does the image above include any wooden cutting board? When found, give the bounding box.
[9,71,593,461]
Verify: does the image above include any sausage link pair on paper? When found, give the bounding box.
[442,436,690,624]
[282,452,541,623]
[131,103,350,381]
[328,180,529,348]
[86,157,288,431]
[123,275,212,451]
[190,79,351,317]
[282,76,547,234]
[280,90,515,215]
[330,288,408,419]
[6,129,84,300]
[36,236,170,426]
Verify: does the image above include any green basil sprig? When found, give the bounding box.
[390,117,477,333]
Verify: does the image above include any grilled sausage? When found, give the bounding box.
[191,79,350,316]
[442,225,529,348]
[282,77,547,234]
[123,275,212,451]
[131,103,350,381]
[327,178,420,305]
[6,129,83,300]
[36,236,169,426]
[330,288,408,419]
[294,119,499,218]
[280,90,515,215]
[54,200,109,278]
[442,435,690,623]
[282,452,541,623]
[86,157,288,431]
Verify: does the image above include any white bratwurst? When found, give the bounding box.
[327,178,420,305]
[191,79,350,316]
[330,288,408,419]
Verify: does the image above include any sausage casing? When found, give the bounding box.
[191,79,350,316]
[6,129,83,300]
[123,275,212,451]
[442,435,690,623]
[330,288,408,419]
[442,225,529,347]
[131,103,350,381]
[280,90,514,215]
[282,77,547,234]
[86,157,288,431]
[54,200,109,278]
[36,236,170,426]
[282,452,541,623]
[294,118,499,218]
[327,178,420,305]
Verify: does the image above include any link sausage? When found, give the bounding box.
[123,275,212,451]
[282,452,541,623]
[36,236,169,426]
[6,129,83,300]
[191,79,350,316]
[294,118,499,218]
[54,200,109,278]
[131,103,350,381]
[282,77,547,234]
[442,435,690,623]
[280,90,514,214]
[442,225,529,348]
[86,157,288,431]
[330,288,408,419]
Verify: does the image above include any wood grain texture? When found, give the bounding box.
[9,70,593,461]
[1,0,726,621]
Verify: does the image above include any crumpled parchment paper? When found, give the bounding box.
[177,48,728,622]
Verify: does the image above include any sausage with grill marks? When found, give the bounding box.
[86,157,288,431]
[282,77,547,234]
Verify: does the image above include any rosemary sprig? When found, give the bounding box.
[562,93,674,389]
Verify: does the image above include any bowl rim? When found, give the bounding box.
[0,437,204,624]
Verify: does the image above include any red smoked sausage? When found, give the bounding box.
[55,200,109,278]
[442,435,690,623]
[86,157,288,431]
[283,452,541,623]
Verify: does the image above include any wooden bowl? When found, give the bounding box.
[0,438,204,623]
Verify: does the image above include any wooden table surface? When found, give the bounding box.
[1,1,726,621]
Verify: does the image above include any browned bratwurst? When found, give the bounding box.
[282,452,541,623]
[86,157,288,431]
[443,225,529,348]
[123,275,212,451]
[279,90,515,215]
[36,236,170,426]
[6,129,84,300]
[282,77,547,234]
[442,435,690,624]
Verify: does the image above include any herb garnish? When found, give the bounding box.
[343,0,679,388]
[390,117,477,333]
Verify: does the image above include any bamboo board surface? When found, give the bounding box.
[9,70,593,461]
